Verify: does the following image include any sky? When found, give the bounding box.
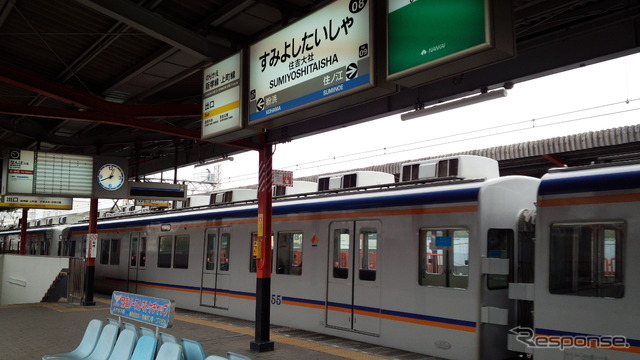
[203,51,640,189]
[7,51,640,223]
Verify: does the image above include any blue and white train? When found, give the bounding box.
[1,155,638,360]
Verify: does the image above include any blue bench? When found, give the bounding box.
[80,323,119,360]
[107,328,137,360]
[156,342,182,360]
[130,335,157,360]
[41,319,104,360]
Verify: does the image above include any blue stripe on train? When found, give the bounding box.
[539,170,640,196]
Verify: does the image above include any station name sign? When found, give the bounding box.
[248,0,373,125]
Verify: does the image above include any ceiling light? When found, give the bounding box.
[401,89,508,121]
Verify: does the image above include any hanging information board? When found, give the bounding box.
[202,52,242,139]
[248,0,373,125]
[387,0,514,87]
[0,195,73,210]
[2,149,93,197]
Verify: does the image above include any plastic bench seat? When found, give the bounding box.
[139,327,155,338]
[107,328,137,360]
[81,323,119,360]
[42,319,103,360]
[226,352,252,360]
[130,335,157,360]
[123,322,140,339]
[155,343,182,360]
[159,332,178,344]
[181,339,206,360]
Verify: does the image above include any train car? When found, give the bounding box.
[57,155,538,360]
[518,161,640,359]
[0,226,68,256]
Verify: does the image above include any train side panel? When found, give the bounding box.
[534,164,640,359]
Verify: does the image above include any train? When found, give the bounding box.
[1,155,638,360]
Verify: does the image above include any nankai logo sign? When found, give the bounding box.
[510,327,630,351]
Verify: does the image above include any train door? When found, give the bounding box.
[201,227,231,309]
[127,233,147,293]
[326,221,381,335]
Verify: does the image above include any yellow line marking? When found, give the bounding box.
[172,314,388,360]
[7,298,386,358]
[0,302,107,312]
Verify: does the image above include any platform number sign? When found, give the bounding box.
[349,0,367,13]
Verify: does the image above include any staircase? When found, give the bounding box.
[41,268,69,302]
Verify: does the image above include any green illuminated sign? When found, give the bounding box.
[388,0,488,79]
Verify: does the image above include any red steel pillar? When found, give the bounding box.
[19,208,27,254]
[250,141,275,352]
[82,198,98,306]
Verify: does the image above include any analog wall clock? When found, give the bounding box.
[97,163,125,191]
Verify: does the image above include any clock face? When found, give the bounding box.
[97,163,125,191]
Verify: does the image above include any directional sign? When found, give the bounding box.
[249,0,373,125]
[0,195,73,210]
[202,53,242,139]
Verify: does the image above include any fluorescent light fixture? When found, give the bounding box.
[401,89,507,121]
[194,156,234,168]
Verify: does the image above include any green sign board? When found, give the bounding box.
[388,0,498,84]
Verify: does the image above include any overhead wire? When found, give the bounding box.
[217,98,640,187]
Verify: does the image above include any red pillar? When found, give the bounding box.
[19,208,28,255]
[250,141,275,352]
[82,198,98,306]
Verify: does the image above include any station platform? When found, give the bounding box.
[0,295,441,360]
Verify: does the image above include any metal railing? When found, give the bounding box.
[67,257,85,304]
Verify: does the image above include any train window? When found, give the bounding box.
[276,231,303,275]
[205,233,217,271]
[158,235,173,268]
[173,235,190,269]
[140,236,146,267]
[130,236,138,267]
[549,222,624,298]
[419,228,469,289]
[110,239,120,265]
[333,228,350,279]
[100,239,110,265]
[487,229,514,290]
[219,232,230,271]
[359,228,377,281]
[130,234,147,268]
[100,239,120,265]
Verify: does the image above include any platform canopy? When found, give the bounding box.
[0,0,638,177]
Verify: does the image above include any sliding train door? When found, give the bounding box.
[326,221,381,335]
[127,232,147,293]
[201,227,231,309]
